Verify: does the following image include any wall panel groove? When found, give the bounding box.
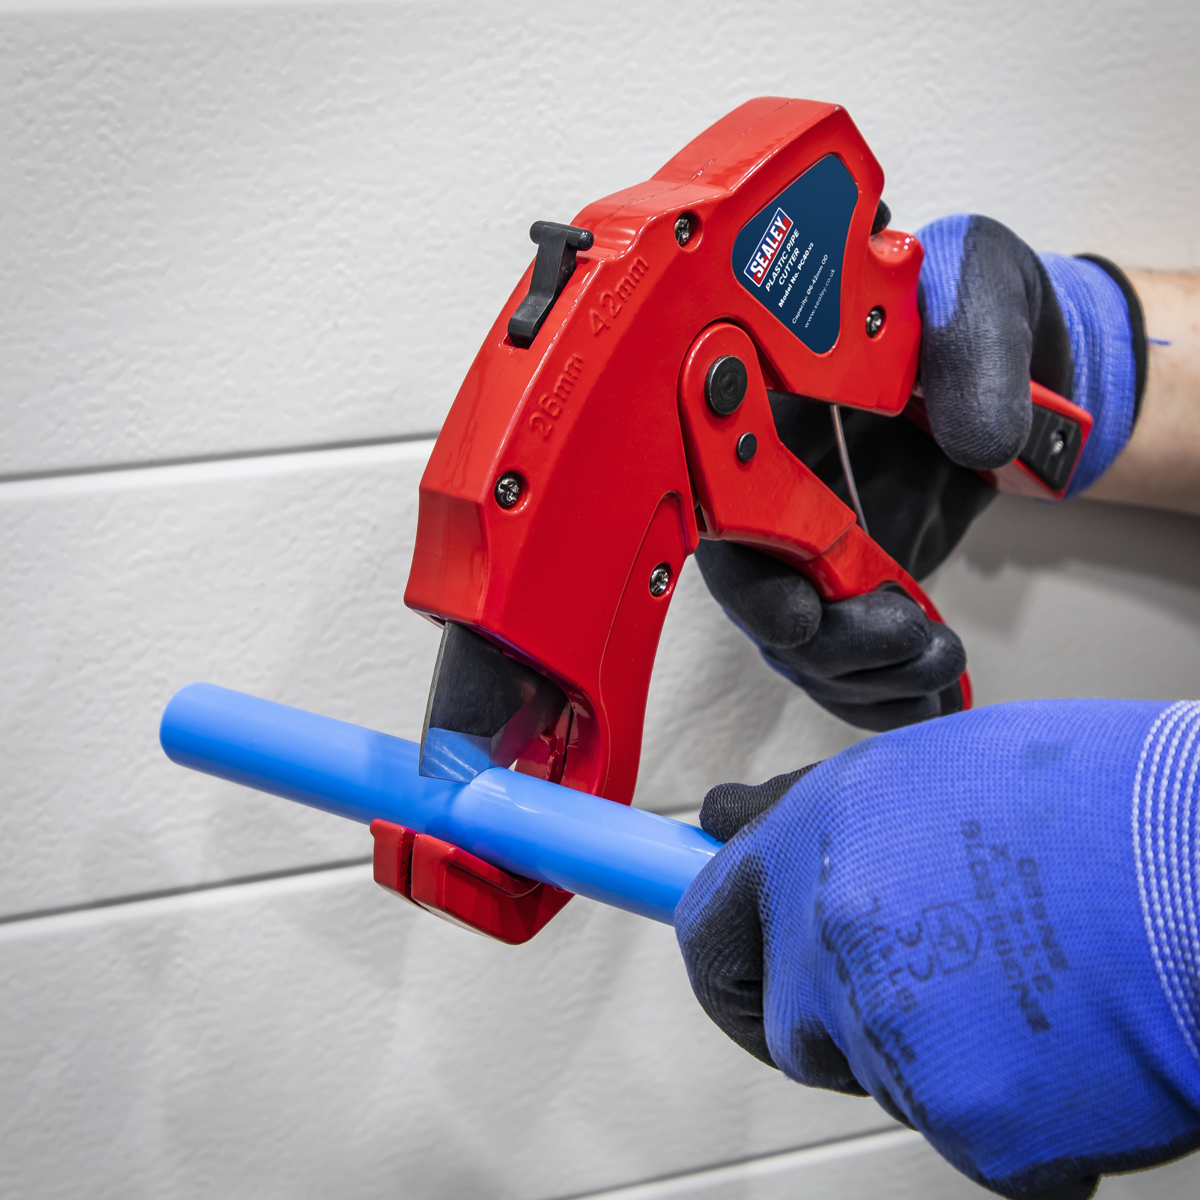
[0,855,372,930]
[0,431,443,488]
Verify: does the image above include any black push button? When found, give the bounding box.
[508,221,594,348]
[705,356,748,416]
[1019,404,1083,493]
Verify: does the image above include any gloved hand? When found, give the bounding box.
[917,214,1145,488]
[696,216,1147,732]
[694,541,966,732]
[676,699,1200,1200]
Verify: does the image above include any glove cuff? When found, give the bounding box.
[1038,253,1146,495]
[1075,254,1149,417]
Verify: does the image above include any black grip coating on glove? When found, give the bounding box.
[693,540,821,648]
[700,763,822,843]
[918,215,1074,470]
[681,767,867,1092]
[695,541,967,733]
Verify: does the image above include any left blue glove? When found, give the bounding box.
[676,699,1200,1199]
[917,215,1146,495]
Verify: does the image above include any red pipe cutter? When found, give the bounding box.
[390,98,1092,943]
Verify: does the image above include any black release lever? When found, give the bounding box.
[507,221,594,348]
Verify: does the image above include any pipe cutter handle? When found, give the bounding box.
[678,322,973,713]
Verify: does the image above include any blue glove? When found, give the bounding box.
[918,214,1146,494]
[694,216,1146,734]
[676,699,1200,1199]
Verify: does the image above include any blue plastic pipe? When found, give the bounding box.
[160,683,721,924]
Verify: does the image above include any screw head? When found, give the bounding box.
[648,563,672,597]
[865,306,885,338]
[736,432,758,463]
[1049,431,1066,457]
[705,355,748,417]
[494,472,523,509]
[674,215,693,246]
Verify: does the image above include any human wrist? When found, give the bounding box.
[1082,270,1200,516]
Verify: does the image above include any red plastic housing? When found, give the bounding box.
[371,820,571,945]
[981,382,1094,499]
[402,97,1077,941]
[407,99,935,807]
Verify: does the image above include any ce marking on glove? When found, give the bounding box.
[822,896,978,1029]
[897,905,982,982]
[831,899,981,1006]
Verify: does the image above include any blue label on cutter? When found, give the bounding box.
[732,154,858,354]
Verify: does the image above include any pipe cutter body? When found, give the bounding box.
[400,99,1091,942]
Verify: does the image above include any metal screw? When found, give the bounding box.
[494,472,523,509]
[648,563,672,597]
[865,306,885,338]
[705,355,748,416]
[736,432,758,463]
[1049,431,1066,457]
[674,215,693,246]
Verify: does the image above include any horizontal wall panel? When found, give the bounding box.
[926,496,1200,705]
[0,865,893,1200]
[579,1131,976,1199]
[0,429,865,917]
[2,833,1196,1200]
[2,3,1197,475]
[4,447,1198,917]
[0,442,442,917]
[4,862,1192,1199]
[0,432,858,918]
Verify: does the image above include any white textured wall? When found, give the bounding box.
[1,2,1198,1197]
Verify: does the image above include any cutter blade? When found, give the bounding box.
[419,623,569,783]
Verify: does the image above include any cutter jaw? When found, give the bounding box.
[400,622,578,943]
[419,622,570,783]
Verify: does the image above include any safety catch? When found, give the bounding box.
[507,221,594,348]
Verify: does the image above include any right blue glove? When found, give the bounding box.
[695,215,1147,735]
[917,214,1145,494]
[676,699,1200,1199]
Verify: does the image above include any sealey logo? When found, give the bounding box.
[743,207,793,286]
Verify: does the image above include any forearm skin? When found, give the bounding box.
[1085,271,1200,516]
